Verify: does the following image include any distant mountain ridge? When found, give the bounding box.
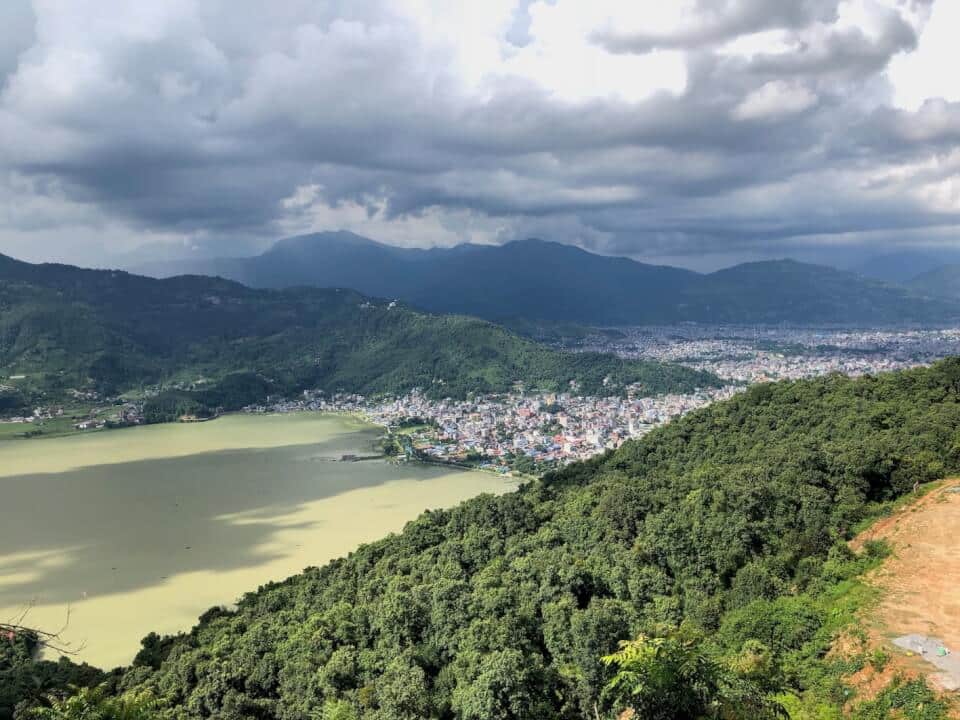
[851,249,960,284]
[908,264,960,300]
[138,233,701,325]
[140,232,960,325]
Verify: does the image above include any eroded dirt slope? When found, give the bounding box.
[851,480,960,696]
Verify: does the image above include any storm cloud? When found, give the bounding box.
[0,0,958,268]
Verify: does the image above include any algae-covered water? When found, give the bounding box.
[0,414,516,667]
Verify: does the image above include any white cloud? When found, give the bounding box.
[888,0,960,110]
[0,0,958,265]
[279,185,506,248]
[733,80,818,120]
[717,29,794,58]
[504,1,687,102]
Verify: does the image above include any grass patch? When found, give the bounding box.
[851,677,949,720]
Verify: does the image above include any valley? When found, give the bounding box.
[4,3,960,717]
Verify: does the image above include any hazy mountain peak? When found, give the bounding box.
[852,250,960,284]
[502,237,564,249]
[149,234,960,325]
[908,264,960,300]
[716,258,818,271]
[266,230,384,254]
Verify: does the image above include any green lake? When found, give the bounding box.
[0,413,517,668]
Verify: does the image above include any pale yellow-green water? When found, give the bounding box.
[0,414,517,668]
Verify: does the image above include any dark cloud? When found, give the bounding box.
[0,0,957,267]
[0,0,35,88]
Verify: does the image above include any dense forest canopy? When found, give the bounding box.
[6,359,960,718]
[0,254,717,419]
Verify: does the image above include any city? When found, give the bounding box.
[571,325,960,383]
[247,385,739,475]
[246,325,960,475]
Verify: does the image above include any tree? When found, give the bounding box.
[601,630,786,720]
[372,656,430,720]
[1,624,105,720]
[24,686,159,720]
[451,650,552,720]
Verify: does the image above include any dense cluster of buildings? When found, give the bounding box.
[248,386,739,472]
[575,326,960,384]
[0,405,64,425]
[103,403,145,427]
[246,325,960,474]
[0,401,144,430]
[8,324,960,461]
[688,352,924,384]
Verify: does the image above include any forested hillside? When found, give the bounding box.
[684,259,957,324]
[8,360,959,719]
[0,254,715,418]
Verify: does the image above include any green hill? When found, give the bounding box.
[0,254,716,418]
[8,359,959,719]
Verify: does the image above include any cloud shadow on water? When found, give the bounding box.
[0,434,443,608]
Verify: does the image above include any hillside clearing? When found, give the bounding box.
[848,480,960,702]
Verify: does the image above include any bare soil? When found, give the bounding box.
[847,480,960,705]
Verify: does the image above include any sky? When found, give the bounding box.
[0,0,959,271]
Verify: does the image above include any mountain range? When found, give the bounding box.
[850,249,960,284]
[908,264,960,301]
[138,232,960,326]
[0,252,716,417]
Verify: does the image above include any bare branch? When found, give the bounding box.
[1,605,85,656]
